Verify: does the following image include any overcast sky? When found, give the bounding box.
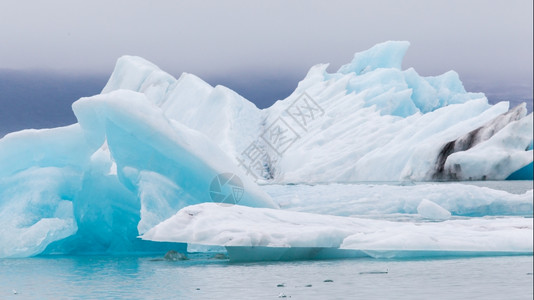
[0,0,532,103]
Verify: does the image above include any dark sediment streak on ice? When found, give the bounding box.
[431,103,528,180]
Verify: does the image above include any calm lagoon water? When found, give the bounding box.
[1,255,532,299]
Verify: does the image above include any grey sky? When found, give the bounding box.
[0,0,532,102]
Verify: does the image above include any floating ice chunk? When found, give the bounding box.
[262,183,533,218]
[341,217,533,257]
[142,203,533,261]
[142,203,363,248]
[417,199,451,220]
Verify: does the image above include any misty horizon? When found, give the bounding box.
[0,64,532,138]
[1,0,532,137]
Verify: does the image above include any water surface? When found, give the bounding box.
[1,255,532,299]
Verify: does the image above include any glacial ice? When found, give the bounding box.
[144,182,533,261]
[0,41,532,258]
[262,183,533,218]
[416,199,451,220]
[96,41,532,183]
[142,203,533,261]
[0,167,79,258]
[0,89,276,257]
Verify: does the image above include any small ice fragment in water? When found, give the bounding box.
[164,250,188,261]
[417,199,451,220]
[359,269,388,274]
[212,253,228,259]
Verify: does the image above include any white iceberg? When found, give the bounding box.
[142,203,533,261]
[262,183,533,218]
[98,41,533,183]
[417,199,451,220]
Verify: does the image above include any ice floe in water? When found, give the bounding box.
[142,203,533,261]
[262,183,533,219]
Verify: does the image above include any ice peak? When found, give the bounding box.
[338,41,410,75]
[176,72,213,89]
[101,55,175,97]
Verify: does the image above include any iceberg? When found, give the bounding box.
[0,88,276,257]
[97,41,533,183]
[142,203,533,261]
[262,183,533,218]
[416,199,452,220]
[142,182,533,261]
[0,41,532,258]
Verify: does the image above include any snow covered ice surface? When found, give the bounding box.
[262,183,533,219]
[0,41,532,258]
[142,202,533,262]
[143,181,534,261]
